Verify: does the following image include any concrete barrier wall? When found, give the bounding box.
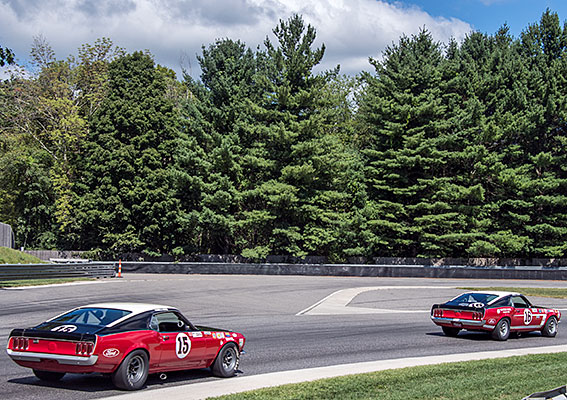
[121,262,567,280]
[0,222,15,248]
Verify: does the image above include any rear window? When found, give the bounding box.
[51,308,131,327]
[447,293,499,307]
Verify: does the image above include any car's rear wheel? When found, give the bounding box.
[491,318,510,341]
[442,326,461,337]
[111,349,149,390]
[33,369,65,381]
[212,343,239,378]
[541,316,558,337]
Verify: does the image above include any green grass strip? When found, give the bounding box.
[458,287,567,299]
[211,353,567,400]
[0,278,95,288]
[0,246,44,264]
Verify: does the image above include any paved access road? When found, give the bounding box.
[1,274,566,400]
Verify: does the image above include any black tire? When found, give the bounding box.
[491,318,510,341]
[111,349,149,391]
[541,316,558,337]
[212,343,239,378]
[33,369,65,381]
[442,326,461,337]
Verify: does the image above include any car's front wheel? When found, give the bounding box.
[111,349,149,390]
[33,369,65,381]
[491,318,510,341]
[541,316,558,337]
[442,326,461,337]
[212,343,239,378]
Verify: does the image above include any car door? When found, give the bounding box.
[151,312,208,370]
[511,295,540,330]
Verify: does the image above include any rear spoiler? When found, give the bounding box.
[9,328,97,342]
[431,304,486,313]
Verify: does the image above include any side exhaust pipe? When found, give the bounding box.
[159,373,167,380]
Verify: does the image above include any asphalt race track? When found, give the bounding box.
[2,274,567,400]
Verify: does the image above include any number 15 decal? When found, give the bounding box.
[176,333,191,359]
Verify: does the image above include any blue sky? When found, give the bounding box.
[1,0,567,79]
[403,0,567,36]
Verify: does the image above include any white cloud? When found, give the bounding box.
[0,0,473,79]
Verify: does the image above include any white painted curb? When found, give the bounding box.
[102,344,567,400]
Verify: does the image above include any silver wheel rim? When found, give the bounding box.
[222,348,237,371]
[500,321,509,337]
[549,319,557,334]
[127,355,145,384]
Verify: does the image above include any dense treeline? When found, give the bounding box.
[1,11,566,260]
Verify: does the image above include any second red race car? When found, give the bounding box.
[431,291,561,341]
[6,303,245,390]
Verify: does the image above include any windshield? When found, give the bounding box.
[446,293,499,307]
[50,307,131,327]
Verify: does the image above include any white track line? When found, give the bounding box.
[296,286,451,315]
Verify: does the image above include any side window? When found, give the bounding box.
[152,312,187,332]
[490,296,511,307]
[149,315,159,331]
[512,296,529,308]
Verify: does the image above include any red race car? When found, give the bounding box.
[431,291,561,341]
[6,303,246,390]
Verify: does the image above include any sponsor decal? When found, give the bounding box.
[203,331,211,335]
[232,333,237,337]
[51,325,77,333]
[220,340,224,345]
[217,332,225,339]
[488,318,496,325]
[191,332,203,338]
[212,333,216,339]
[524,309,533,325]
[472,302,484,308]
[175,333,191,359]
[239,338,244,347]
[103,348,120,358]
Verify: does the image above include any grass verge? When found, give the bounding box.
[459,287,567,299]
[0,278,95,288]
[0,247,44,264]
[211,353,567,400]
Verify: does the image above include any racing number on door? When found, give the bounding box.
[524,309,533,325]
[175,333,191,359]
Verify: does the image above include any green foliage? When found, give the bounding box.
[356,13,567,258]
[72,51,182,256]
[1,11,566,259]
[0,46,15,66]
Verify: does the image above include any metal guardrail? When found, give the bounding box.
[0,262,117,281]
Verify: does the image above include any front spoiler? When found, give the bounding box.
[7,349,98,366]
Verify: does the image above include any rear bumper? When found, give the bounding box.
[7,349,98,366]
[431,316,491,329]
